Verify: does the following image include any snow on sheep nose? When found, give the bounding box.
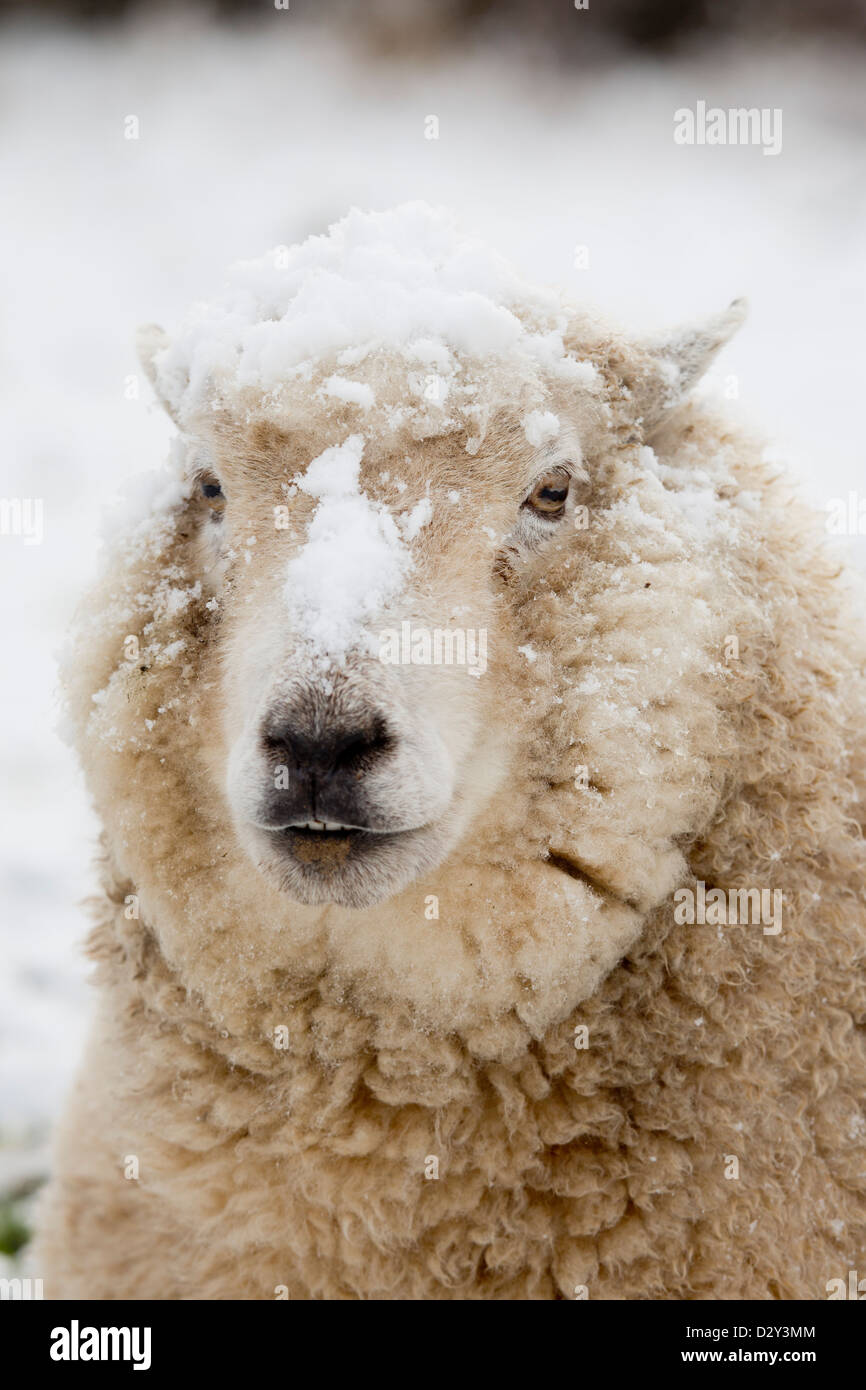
[257,705,394,833]
[284,434,413,669]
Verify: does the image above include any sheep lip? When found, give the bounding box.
[281,826,363,843]
[267,823,422,849]
[284,820,366,834]
[280,819,387,834]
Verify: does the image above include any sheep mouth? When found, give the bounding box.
[246,816,446,908]
[263,818,427,869]
[280,819,384,838]
[273,819,414,847]
[274,822,409,862]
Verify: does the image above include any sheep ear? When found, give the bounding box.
[636,298,747,427]
[136,323,180,424]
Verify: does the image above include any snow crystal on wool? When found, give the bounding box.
[402,497,433,540]
[284,435,410,664]
[322,375,375,409]
[637,444,740,544]
[523,410,560,447]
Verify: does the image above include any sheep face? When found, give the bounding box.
[192,411,592,910]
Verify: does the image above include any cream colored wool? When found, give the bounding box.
[35,269,866,1299]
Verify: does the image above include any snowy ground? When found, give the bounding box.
[1,14,864,1235]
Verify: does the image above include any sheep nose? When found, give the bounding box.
[258,708,394,830]
[264,715,392,780]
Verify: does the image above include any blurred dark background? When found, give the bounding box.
[2,0,865,53]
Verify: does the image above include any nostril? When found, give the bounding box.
[263,728,300,766]
[262,713,392,778]
[332,719,391,772]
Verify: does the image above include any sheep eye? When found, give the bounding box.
[199,474,225,517]
[524,469,571,520]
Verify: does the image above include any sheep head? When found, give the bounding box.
[77,207,750,1033]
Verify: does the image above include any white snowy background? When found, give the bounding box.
[1,10,864,1250]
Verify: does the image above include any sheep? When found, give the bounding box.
[35,204,866,1299]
